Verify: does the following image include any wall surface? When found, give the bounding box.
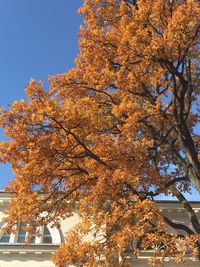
[0,254,54,267]
[0,193,199,267]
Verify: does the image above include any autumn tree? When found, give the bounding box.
[0,0,200,266]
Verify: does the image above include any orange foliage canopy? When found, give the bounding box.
[0,0,200,266]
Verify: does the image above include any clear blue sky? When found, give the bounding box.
[0,0,83,188]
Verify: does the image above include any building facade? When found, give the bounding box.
[0,192,199,267]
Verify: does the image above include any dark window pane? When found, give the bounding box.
[44,227,50,235]
[17,235,26,243]
[17,222,27,243]
[43,236,52,243]
[43,227,52,244]
[0,232,10,243]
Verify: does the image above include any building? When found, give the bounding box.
[0,192,199,267]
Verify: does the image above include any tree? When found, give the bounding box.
[0,0,199,266]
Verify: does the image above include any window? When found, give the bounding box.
[0,232,10,243]
[17,222,27,243]
[43,226,52,244]
[0,222,11,243]
[16,224,52,244]
[16,221,37,243]
[0,222,58,244]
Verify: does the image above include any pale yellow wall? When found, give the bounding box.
[0,193,199,267]
[0,254,55,267]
